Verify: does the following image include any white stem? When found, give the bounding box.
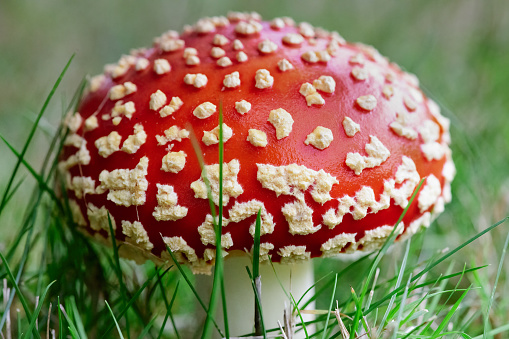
[196,256,315,338]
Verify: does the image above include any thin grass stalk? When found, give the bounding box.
[0,55,74,215]
[482,231,509,339]
[252,209,264,336]
[320,274,338,339]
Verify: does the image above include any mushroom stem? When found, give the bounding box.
[196,255,315,338]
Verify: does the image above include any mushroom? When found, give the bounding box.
[60,12,455,337]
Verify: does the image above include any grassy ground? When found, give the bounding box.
[1,0,508,338]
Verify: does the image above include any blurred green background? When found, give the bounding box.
[0,0,508,331]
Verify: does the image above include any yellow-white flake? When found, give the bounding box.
[160,38,185,52]
[282,200,321,235]
[299,83,324,106]
[69,199,86,226]
[382,84,394,99]
[190,159,243,206]
[247,129,267,147]
[223,71,241,88]
[233,39,244,50]
[342,117,360,137]
[228,200,275,236]
[235,20,263,35]
[299,22,315,37]
[419,120,440,143]
[383,156,420,208]
[109,82,137,100]
[64,112,83,133]
[88,74,105,93]
[155,126,190,146]
[420,142,446,161]
[161,236,198,263]
[150,90,167,111]
[235,100,251,114]
[356,95,377,111]
[255,69,274,89]
[258,39,278,53]
[417,174,442,213]
[282,33,304,45]
[112,101,136,119]
[153,59,171,75]
[277,59,294,72]
[95,131,121,158]
[351,66,369,81]
[202,123,233,146]
[193,102,216,119]
[122,124,147,154]
[87,203,116,231]
[197,214,233,248]
[345,135,390,175]
[152,184,188,221]
[84,115,99,131]
[268,108,294,139]
[160,97,183,118]
[358,225,403,252]
[256,163,338,203]
[184,73,208,88]
[321,233,357,257]
[210,47,225,58]
[70,176,95,199]
[97,157,149,207]
[135,58,149,71]
[213,34,229,46]
[161,151,187,173]
[278,245,310,264]
[305,126,333,150]
[122,220,154,251]
[236,51,248,62]
[313,76,336,93]
[403,95,417,111]
[186,56,200,66]
[217,56,233,67]
[390,112,418,140]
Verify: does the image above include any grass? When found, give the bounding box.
[1,1,509,338]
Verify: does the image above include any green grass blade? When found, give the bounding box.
[59,303,81,339]
[157,279,180,339]
[22,280,56,339]
[137,316,156,339]
[161,239,224,337]
[321,273,338,339]
[0,134,61,209]
[412,217,508,284]
[0,54,74,214]
[0,251,40,339]
[58,296,63,339]
[483,231,509,339]
[202,101,227,339]
[351,178,425,336]
[67,296,88,339]
[377,239,411,337]
[101,267,165,339]
[245,267,267,339]
[106,213,131,339]
[365,217,507,316]
[391,273,413,339]
[431,285,472,338]
[105,301,125,339]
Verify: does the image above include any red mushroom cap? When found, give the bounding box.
[60,12,455,273]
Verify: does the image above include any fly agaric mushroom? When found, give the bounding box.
[60,11,455,336]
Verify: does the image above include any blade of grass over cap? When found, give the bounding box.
[201,101,227,339]
[0,54,74,215]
